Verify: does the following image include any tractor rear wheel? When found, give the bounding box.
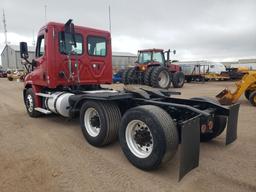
[119,105,178,170]
[80,101,121,147]
[150,66,171,89]
[172,71,185,88]
[144,67,154,86]
[249,91,256,106]
[191,97,227,142]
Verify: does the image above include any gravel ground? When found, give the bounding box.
[0,79,255,192]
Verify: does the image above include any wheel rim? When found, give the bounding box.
[125,120,154,158]
[158,70,170,88]
[26,94,34,113]
[84,108,101,137]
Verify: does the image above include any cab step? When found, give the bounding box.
[35,107,52,114]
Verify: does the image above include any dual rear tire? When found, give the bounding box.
[80,102,179,170]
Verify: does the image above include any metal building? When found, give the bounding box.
[112,52,137,73]
[0,44,35,70]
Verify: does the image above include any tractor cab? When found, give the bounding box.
[136,49,165,66]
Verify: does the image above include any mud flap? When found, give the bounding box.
[179,115,200,181]
[226,103,240,145]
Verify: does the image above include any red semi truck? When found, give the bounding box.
[20,19,239,180]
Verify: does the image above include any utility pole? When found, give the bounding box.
[2,9,7,45]
[44,4,47,23]
[108,5,112,33]
[32,29,35,46]
[2,9,9,68]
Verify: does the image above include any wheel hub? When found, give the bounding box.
[125,120,154,158]
[26,94,33,113]
[84,108,101,137]
[134,128,152,147]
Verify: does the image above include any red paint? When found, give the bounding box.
[136,49,182,72]
[24,22,112,90]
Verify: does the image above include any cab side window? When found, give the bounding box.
[87,36,106,56]
[36,35,45,58]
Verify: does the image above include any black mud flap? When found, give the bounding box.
[179,115,200,181]
[226,103,240,145]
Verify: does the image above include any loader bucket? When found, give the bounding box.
[216,88,234,105]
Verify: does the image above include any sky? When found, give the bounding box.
[0,0,256,63]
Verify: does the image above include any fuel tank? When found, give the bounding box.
[46,92,74,117]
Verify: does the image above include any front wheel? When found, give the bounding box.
[24,88,41,117]
[172,71,185,88]
[249,91,256,106]
[119,105,178,170]
[245,89,252,100]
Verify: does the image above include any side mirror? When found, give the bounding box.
[20,42,29,59]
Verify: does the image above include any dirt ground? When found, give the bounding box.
[0,79,255,192]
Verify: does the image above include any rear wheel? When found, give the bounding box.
[172,71,185,88]
[151,67,171,89]
[24,88,41,117]
[80,101,121,147]
[191,97,227,142]
[144,67,154,86]
[119,105,178,170]
[249,91,256,106]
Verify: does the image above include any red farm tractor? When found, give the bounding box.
[19,19,240,180]
[122,49,185,89]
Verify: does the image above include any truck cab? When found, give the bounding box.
[25,21,112,90]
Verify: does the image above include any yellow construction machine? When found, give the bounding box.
[216,71,256,106]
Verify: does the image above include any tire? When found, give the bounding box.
[245,89,252,100]
[249,91,256,106]
[24,88,41,117]
[144,67,154,86]
[150,66,171,89]
[8,76,13,81]
[172,71,185,88]
[122,68,131,84]
[80,101,121,147]
[191,97,227,142]
[127,68,137,84]
[119,105,178,170]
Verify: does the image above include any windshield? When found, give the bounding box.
[137,51,164,64]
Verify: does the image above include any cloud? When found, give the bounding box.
[0,0,255,63]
